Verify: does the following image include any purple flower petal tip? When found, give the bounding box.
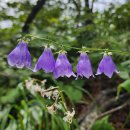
[33,48,55,73]
[53,53,76,79]
[76,53,93,79]
[7,40,32,69]
[96,54,119,78]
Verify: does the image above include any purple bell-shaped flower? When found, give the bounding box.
[96,53,119,78]
[7,40,32,68]
[76,52,93,79]
[33,48,55,73]
[53,52,76,79]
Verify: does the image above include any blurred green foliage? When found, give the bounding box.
[91,116,115,130]
[0,0,130,130]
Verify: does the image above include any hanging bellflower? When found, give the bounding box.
[96,52,119,78]
[76,52,93,79]
[53,52,76,79]
[33,47,55,73]
[7,40,32,68]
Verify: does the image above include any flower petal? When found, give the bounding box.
[7,40,32,69]
[96,54,118,78]
[53,53,75,79]
[33,48,55,73]
[76,53,93,79]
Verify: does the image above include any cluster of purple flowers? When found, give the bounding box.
[7,41,119,79]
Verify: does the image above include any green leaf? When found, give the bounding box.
[0,107,12,130]
[120,79,130,93]
[63,86,83,103]
[5,120,17,130]
[91,116,115,130]
[117,79,130,99]
[119,71,129,79]
[0,88,20,104]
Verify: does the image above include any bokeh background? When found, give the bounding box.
[0,0,130,130]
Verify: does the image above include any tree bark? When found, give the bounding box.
[84,0,93,25]
[22,0,46,33]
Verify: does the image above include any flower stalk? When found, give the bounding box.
[24,34,130,56]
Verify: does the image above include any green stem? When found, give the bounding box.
[122,111,130,129]
[58,89,68,111]
[25,34,130,56]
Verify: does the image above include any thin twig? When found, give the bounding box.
[96,103,129,120]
